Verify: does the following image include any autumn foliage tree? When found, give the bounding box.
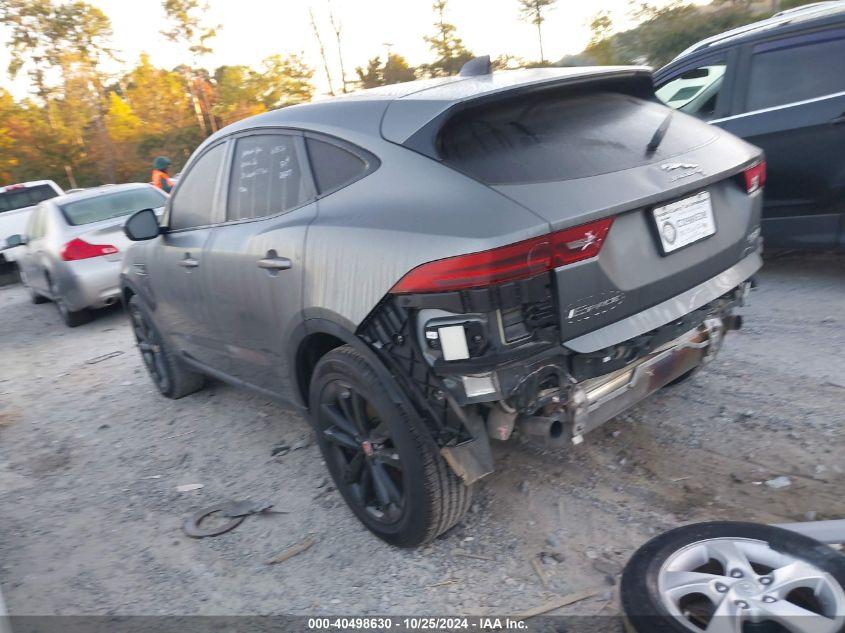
[421,0,474,77]
[517,0,557,63]
[0,0,316,188]
[355,53,416,89]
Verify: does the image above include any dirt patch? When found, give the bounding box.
[0,410,20,427]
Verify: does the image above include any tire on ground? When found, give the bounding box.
[129,295,205,399]
[621,521,845,633]
[29,288,48,304]
[309,344,473,547]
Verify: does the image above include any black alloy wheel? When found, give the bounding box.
[127,295,205,399]
[129,298,171,394]
[319,380,405,524]
[310,345,472,547]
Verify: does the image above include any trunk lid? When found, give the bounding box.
[436,88,764,348]
[58,186,166,262]
[67,206,164,263]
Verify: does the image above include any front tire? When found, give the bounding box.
[128,295,205,399]
[309,345,473,547]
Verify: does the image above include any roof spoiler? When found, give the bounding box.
[459,55,492,77]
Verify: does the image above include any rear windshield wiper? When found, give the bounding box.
[646,111,673,154]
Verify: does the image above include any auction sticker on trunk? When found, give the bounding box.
[652,191,716,254]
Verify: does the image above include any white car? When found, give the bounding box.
[0,180,64,263]
[12,184,167,326]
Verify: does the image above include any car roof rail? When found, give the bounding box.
[672,0,845,60]
[773,1,834,17]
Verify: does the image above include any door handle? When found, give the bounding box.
[179,256,199,268]
[257,256,292,271]
[830,112,845,125]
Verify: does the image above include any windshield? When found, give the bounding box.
[438,91,715,185]
[60,188,166,226]
[0,184,60,214]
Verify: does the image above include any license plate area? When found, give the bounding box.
[652,191,716,255]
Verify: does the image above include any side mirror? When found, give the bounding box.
[124,208,161,241]
[4,234,26,248]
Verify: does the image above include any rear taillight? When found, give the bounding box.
[60,238,119,261]
[743,160,766,194]
[390,217,614,294]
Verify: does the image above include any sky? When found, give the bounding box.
[0,0,688,100]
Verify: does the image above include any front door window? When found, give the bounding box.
[656,61,727,120]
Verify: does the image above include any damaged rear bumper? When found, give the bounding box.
[358,253,759,484]
[551,315,738,442]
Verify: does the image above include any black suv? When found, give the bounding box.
[655,1,845,251]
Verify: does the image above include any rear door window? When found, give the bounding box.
[60,188,167,226]
[305,138,370,194]
[169,143,226,230]
[438,91,715,185]
[0,185,59,214]
[745,29,845,111]
[227,134,310,221]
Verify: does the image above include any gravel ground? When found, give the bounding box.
[0,252,843,617]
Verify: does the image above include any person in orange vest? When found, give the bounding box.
[151,156,174,193]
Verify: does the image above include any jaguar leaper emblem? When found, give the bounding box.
[660,162,704,181]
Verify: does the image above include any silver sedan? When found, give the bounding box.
[9,183,166,326]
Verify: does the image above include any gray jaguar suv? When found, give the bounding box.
[121,62,764,546]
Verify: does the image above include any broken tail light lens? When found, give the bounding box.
[390,217,614,294]
[743,160,766,194]
[60,237,119,261]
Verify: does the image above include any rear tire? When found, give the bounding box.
[128,295,205,399]
[309,345,472,547]
[49,278,92,327]
[55,296,92,327]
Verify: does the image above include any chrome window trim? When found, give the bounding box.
[709,89,845,123]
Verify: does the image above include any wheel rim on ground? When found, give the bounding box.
[318,380,405,524]
[657,536,845,633]
[129,303,170,393]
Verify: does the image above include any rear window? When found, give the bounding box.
[61,188,166,226]
[438,92,716,185]
[0,185,59,214]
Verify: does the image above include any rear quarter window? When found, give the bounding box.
[438,91,716,185]
[305,138,370,194]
